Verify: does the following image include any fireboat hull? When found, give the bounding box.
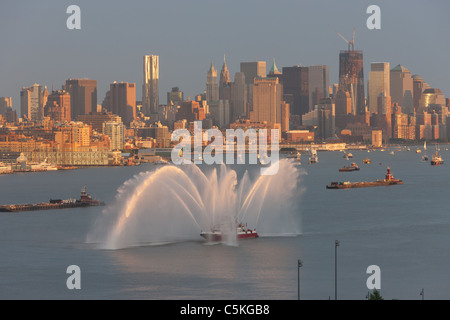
[200,230,259,241]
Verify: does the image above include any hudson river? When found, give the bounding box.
[1,146,449,300]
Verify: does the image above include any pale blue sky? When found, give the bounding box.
[1,0,449,111]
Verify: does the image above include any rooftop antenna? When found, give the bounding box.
[335,27,355,51]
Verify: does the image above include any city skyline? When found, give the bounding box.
[1,1,449,113]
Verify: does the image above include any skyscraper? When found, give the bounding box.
[390,64,413,115]
[308,65,329,110]
[65,79,97,119]
[368,62,390,114]
[412,75,430,112]
[219,55,231,101]
[240,61,266,112]
[142,55,159,115]
[206,62,219,104]
[231,72,247,120]
[45,90,71,122]
[110,82,136,126]
[282,66,309,119]
[250,77,282,124]
[20,84,46,121]
[338,50,365,115]
[0,97,12,117]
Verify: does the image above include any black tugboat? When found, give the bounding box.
[0,186,105,212]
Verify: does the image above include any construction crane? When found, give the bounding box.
[335,28,355,51]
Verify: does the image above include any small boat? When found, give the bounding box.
[287,151,300,159]
[343,152,353,158]
[309,149,318,164]
[431,145,444,166]
[339,162,360,172]
[416,149,422,154]
[422,154,429,162]
[200,223,258,241]
[363,158,371,164]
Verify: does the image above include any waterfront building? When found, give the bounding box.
[103,121,125,151]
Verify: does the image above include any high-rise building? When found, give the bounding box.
[103,121,125,151]
[65,79,97,119]
[167,87,184,106]
[335,89,352,130]
[0,97,12,117]
[219,56,232,102]
[338,50,365,115]
[176,100,206,123]
[412,75,430,113]
[390,64,413,114]
[368,62,390,114]
[231,72,247,121]
[282,66,309,119]
[142,55,159,115]
[240,61,266,112]
[20,84,47,121]
[45,90,71,122]
[110,82,136,126]
[250,77,282,125]
[419,88,446,113]
[206,62,219,104]
[308,65,329,110]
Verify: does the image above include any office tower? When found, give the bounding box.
[240,61,266,85]
[142,55,159,115]
[20,84,46,121]
[231,72,247,120]
[110,82,136,126]
[267,58,282,82]
[317,98,335,140]
[240,61,266,112]
[0,97,12,116]
[282,66,309,118]
[412,75,430,112]
[368,62,390,114]
[281,101,290,133]
[390,64,413,114]
[167,87,184,106]
[210,100,230,128]
[45,90,71,122]
[308,65,329,110]
[77,111,122,133]
[339,49,365,115]
[376,92,392,140]
[419,88,446,113]
[103,121,125,151]
[335,89,352,130]
[65,79,97,119]
[250,77,282,124]
[206,62,219,104]
[219,55,231,99]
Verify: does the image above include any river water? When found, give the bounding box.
[0,146,449,300]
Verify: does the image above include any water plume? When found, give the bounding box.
[87,159,304,249]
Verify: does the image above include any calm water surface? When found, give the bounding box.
[1,146,449,300]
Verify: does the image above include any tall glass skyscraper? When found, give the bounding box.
[142,55,159,115]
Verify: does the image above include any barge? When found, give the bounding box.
[327,167,403,189]
[0,186,105,212]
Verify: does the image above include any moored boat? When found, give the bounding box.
[431,145,444,165]
[339,162,360,172]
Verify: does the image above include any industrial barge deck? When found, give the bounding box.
[327,167,403,189]
[0,186,105,212]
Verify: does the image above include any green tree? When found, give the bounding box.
[369,289,384,300]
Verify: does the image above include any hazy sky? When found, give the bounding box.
[1,0,449,112]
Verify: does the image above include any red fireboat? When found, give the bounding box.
[200,223,259,242]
